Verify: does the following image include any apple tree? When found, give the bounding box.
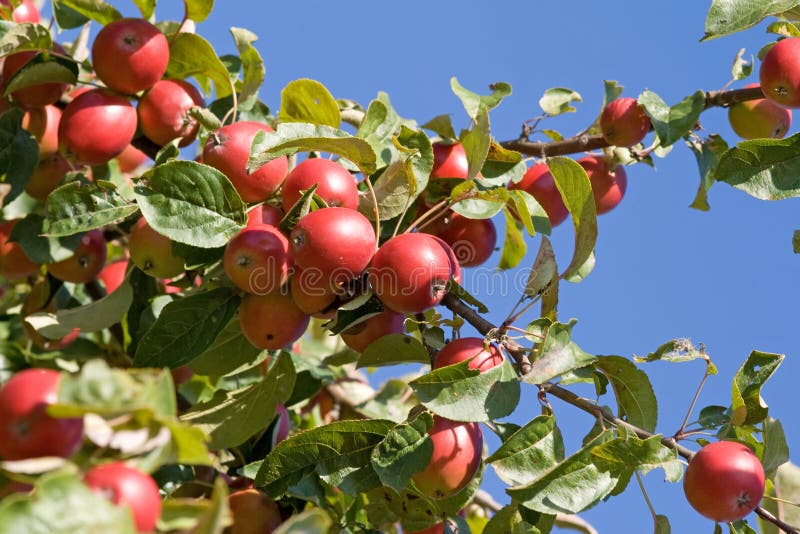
[0,0,797,533]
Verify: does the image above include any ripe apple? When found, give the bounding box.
[47,229,106,284]
[280,158,359,211]
[223,223,291,294]
[599,97,651,147]
[202,121,289,202]
[431,141,469,179]
[760,37,800,108]
[433,337,503,371]
[0,368,84,460]
[22,104,61,156]
[84,462,162,533]
[98,260,128,294]
[128,218,186,279]
[509,163,569,227]
[368,233,456,314]
[25,152,71,201]
[137,79,204,147]
[247,204,284,227]
[683,441,765,523]
[429,234,462,286]
[1,0,39,23]
[273,404,290,445]
[427,212,496,267]
[289,267,338,317]
[0,220,38,280]
[91,18,169,95]
[115,144,148,174]
[239,291,310,350]
[340,309,406,353]
[412,416,482,499]
[2,45,69,108]
[290,207,376,284]
[58,88,137,165]
[228,488,282,534]
[577,155,627,215]
[728,83,792,139]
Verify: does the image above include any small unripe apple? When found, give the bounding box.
[239,291,310,350]
[428,212,496,267]
[683,441,765,523]
[412,416,482,499]
[577,155,627,215]
[137,79,204,147]
[84,462,162,533]
[433,337,503,372]
[600,97,650,147]
[0,220,38,280]
[25,153,71,201]
[728,83,792,139]
[0,368,84,460]
[281,158,359,211]
[223,223,291,295]
[760,37,800,108]
[128,218,186,279]
[47,229,107,284]
[431,141,468,179]
[91,18,169,95]
[228,488,282,534]
[202,121,289,203]
[340,310,406,353]
[509,163,569,227]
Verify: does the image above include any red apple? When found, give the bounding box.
[289,267,338,317]
[599,97,650,147]
[683,441,765,523]
[412,416,482,499]
[368,233,456,314]
[228,488,282,534]
[91,18,169,95]
[25,152,71,201]
[84,462,162,533]
[431,141,468,179]
[428,212,496,267]
[1,0,39,23]
[577,155,627,215]
[2,45,69,108]
[280,158,359,211]
[0,368,84,460]
[115,144,148,174]
[340,310,406,353]
[509,163,569,227]
[137,79,204,147]
[273,404,290,445]
[47,229,106,284]
[97,260,128,293]
[223,223,291,294]
[728,83,792,139]
[239,291,310,350]
[0,220,38,280]
[22,104,61,156]
[128,218,185,279]
[433,337,503,372]
[202,121,289,202]
[247,204,284,227]
[760,37,800,108]
[58,89,137,165]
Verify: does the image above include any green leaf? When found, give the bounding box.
[762,417,790,476]
[0,471,137,534]
[447,280,489,314]
[698,405,730,429]
[655,515,671,534]
[498,209,526,270]
[248,123,377,175]
[507,188,551,236]
[274,508,333,534]
[703,0,800,40]
[595,356,658,432]
[181,352,295,450]
[451,77,512,120]
[133,288,241,369]
[8,214,81,264]
[0,22,52,55]
[487,414,564,486]
[189,478,229,534]
[634,338,710,364]
[279,79,341,128]
[539,87,582,116]
[421,114,456,140]
[371,411,434,492]
[732,48,754,80]
[638,90,705,148]
[357,334,430,368]
[55,0,121,24]
[3,54,78,95]
[525,236,557,298]
[480,142,525,187]
[44,180,138,237]
[134,160,247,248]
[461,110,491,181]
[165,32,232,98]
[254,419,395,496]
[794,230,800,253]
[25,280,134,340]
[591,434,683,483]
[547,157,597,281]
[525,318,596,384]
[758,462,800,533]
[230,28,264,109]
[185,0,213,22]
[188,318,264,379]
[358,93,405,166]
[731,350,783,426]
[51,1,89,29]
[410,359,520,422]
[507,431,617,515]
[685,134,729,211]
[131,0,155,18]
[714,133,800,199]
[484,504,547,534]
[0,108,38,204]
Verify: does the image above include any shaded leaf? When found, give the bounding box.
[715,133,800,200]
[525,236,557,298]
[595,356,658,432]
[371,411,434,492]
[525,318,596,384]
[730,350,783,425]
[188,318,264,380]
[638,90,705,148]
[9,214,82,263]
[45,180,138,237]
[685,134,729,211]
[358,334,430,368]
[487,414,564,486]
[54,0,121,24]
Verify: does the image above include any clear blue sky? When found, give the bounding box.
[65,1,800,532]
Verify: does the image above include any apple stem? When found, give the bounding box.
[674,355,713,439]
[634,471,660,529]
